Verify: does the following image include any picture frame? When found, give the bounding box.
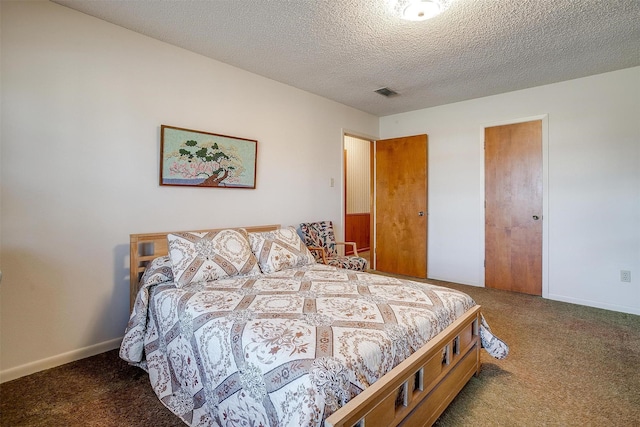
[160,125,258,189]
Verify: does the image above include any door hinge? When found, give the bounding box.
[484,260,486,267]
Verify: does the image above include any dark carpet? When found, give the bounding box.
[2,279,639,426]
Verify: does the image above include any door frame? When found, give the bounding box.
[478,114,549,297]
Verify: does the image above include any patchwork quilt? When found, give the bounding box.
[121,263,506,426]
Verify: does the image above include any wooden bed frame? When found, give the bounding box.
[129,225,481,427]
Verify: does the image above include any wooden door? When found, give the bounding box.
[485,120,542,295]
[375,135,428,278]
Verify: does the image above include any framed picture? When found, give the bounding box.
[160,125,257,189]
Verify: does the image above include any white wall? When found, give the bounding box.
[0,1,378,380]
[380,67,640,315]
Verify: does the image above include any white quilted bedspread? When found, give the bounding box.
[120,263,503,426]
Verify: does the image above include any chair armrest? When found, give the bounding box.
[308,246,328,264]
[335,241,359,257]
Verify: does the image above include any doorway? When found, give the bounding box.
[344,135,372,258]
[485,120,543,295]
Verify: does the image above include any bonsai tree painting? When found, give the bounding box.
[160,125,257,188]
[166,139,247,187]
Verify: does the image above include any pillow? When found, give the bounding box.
[140,255,174,286]
[167,228,260,287]
[248,226,316,274]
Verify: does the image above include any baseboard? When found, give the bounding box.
[547,294,640,315]
[426,275,480,288]
[0,337,123,384]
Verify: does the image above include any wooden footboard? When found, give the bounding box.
[129,225,280,312]
[325,305,481,427]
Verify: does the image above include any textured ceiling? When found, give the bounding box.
[53,0,640,117]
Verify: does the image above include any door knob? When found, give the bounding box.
[532,215,540,220]
[418,211,424,216]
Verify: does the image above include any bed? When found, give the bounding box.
[120,225,507,427]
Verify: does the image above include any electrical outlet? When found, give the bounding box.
[620,270,631,283]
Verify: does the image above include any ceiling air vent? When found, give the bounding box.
[374,87,399,97]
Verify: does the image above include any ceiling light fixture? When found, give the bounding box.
[392,0,451,21]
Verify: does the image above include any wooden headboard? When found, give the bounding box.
[129,224,280,312]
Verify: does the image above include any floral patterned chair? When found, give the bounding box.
[299,221,368,271]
